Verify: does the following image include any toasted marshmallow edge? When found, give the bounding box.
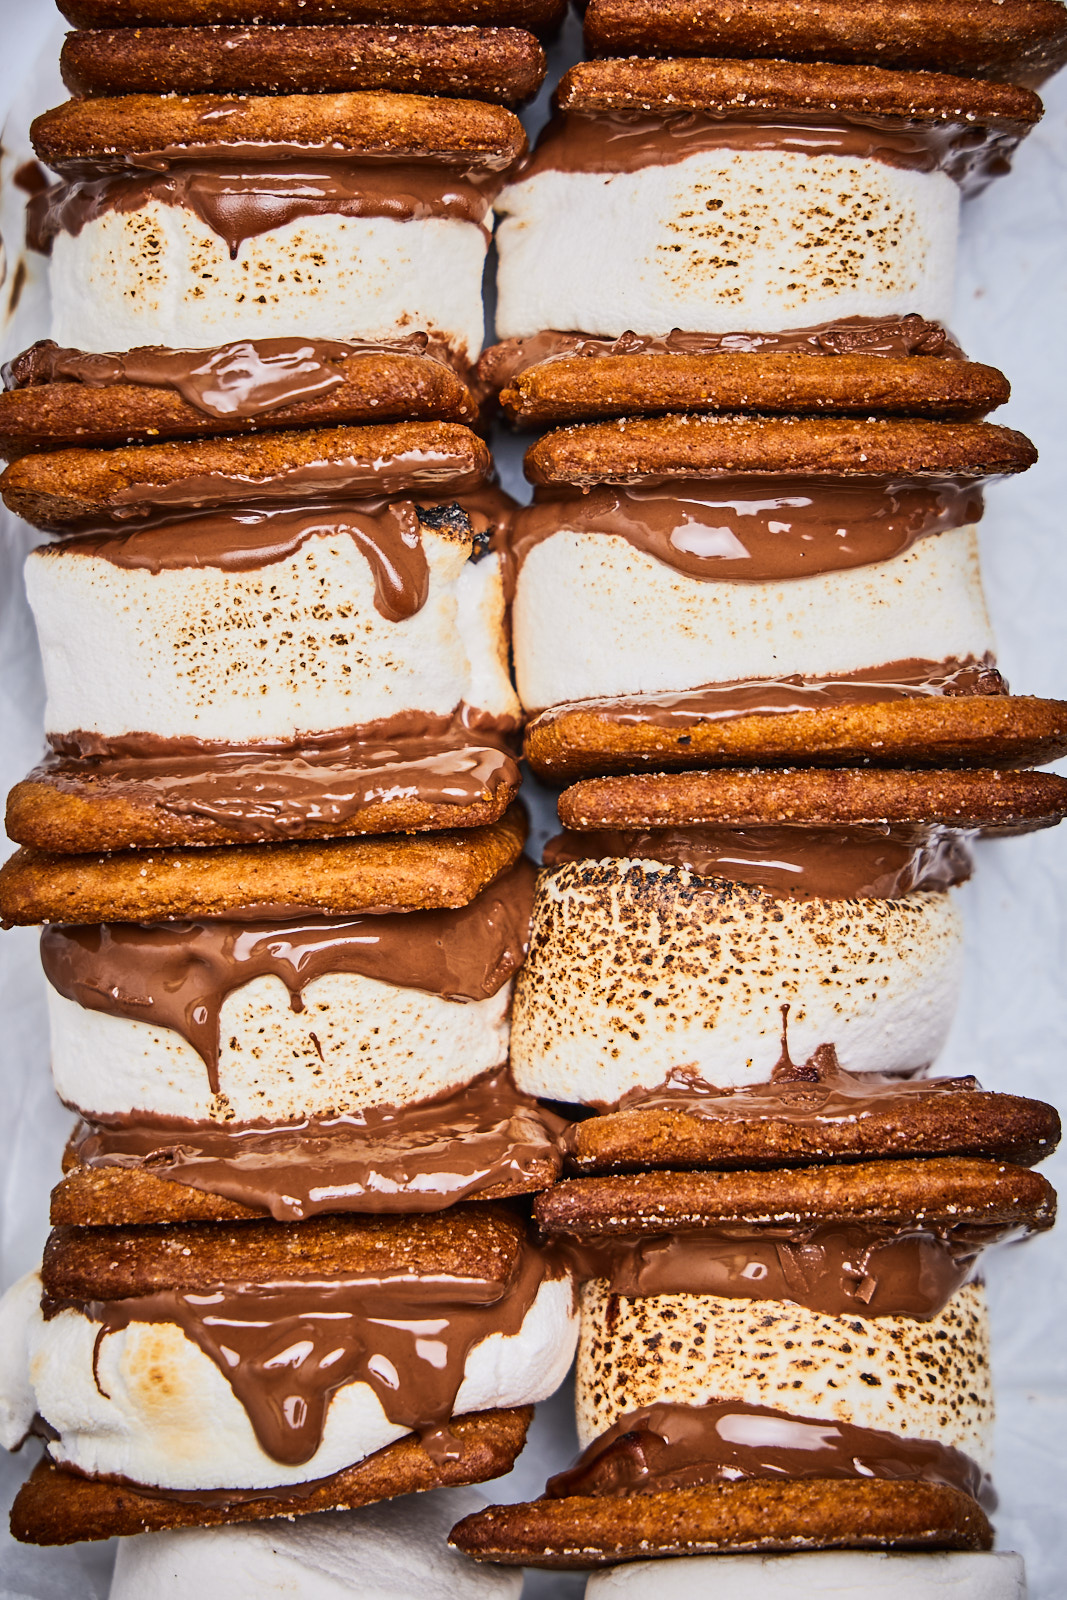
[0,1269,576,1491]
[494,149,958,341]
[513,527,993,711]
[575,1279,992,1470]
[510,861,963,1104]
[50,206,488,360]
[585,1551,1026,1600]
[48,971,513,1123]
[110,1492,524,1600]
[26,540,519,745]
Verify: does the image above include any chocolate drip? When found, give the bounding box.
[508,477,983,591]
[40,859,536,1094]
[76,1236,556,1466]
[481,316,965,388]
[71,1068,564,1221]
[37,711,520,841]
[518,108,1021,194]
[4,334,460,420]
[538,656,1008,728]
[545,1399,989,1505]
[543,824,973,900]
[30,158,502,257]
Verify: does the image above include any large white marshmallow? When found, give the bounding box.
[27,539,518,743]
[495,149,958,340]
[110,1492,523,1600]
[575,1279,993,1468]
[511,859,963,1104]
[51,206,488,360]
[1,1270,576,1491]
[48,972,513,1123]
[513,525,992,711]
[585,1551,1027,1600]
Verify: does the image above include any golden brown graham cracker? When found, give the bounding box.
[524,414,1037,486]
[556,56,1043,127]
[0,344,480,460]
[59,0,567,29]
[32,90,526,170]
[525,697,1067,781]
[12,1408,533,1545]
[564,1091,1061,1177]
[557,767,1067,833]
[449,1477,993,1565]
[493,350,1011,427]
[583,0,1067,85]
[0,420,491,530]
[533,1158,1057,1239]
[0,803,527,926]
[61,25,546,105]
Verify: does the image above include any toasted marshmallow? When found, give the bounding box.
[1,1269,576,1492]
[51,209,488,362]
[110,1493,524,1600]
[495,151,957,341]
[26,538,518,745]
[513,525,992,711]
[585,1551,1027,1599]
[510,860,962,1104]
[575,1278,992,1468]
[48,973,512,1123]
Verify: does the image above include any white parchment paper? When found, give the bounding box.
[0,9,1064,1597]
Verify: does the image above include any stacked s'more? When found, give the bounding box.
[0,0,581,1552]
[452,14,1067,1596]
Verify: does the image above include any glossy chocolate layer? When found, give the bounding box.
[70,1068,564,1221]
[481,316,965,388]
[520,108,1020,194]
[538,657,1008,728]
[41,859,536,1093]
[508,476,983,589]
[30,157,503,257]
[543,823,973,899]
[36,709,520,842]
[545,1398,988,1504]
[5,334,462,420]
[61,1234,558,1467]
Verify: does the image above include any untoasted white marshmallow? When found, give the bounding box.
[26,539,519,744]
[495,150,958,340]
[48,971,513,1122]
[585,1551,1026,1600]
[51,207,488,360]
[510,860,963,1104]
[110,1492,523,1600]
[575,1279,993,1468]
[4,1271,576,1491]
[513,526,992,711]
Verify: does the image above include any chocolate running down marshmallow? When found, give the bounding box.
[449,1159,1054,1566]
[0,1206,577,1542]
[2,423,523,850]
[28,91,525,361]
[494,61,1041,347]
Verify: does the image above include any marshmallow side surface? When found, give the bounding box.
[584,1550,1027,1599]
[495,150,958,340]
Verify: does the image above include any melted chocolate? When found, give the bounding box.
[40,859,536,1095]
[481,315,965,388]
[543,824,973,900]
[520,108,1022,195]
[71,1235,557,1467]
[508,477,984,589]
[537,656,1007,728]
[36,710,520,842]
[4,334,460,420]
[70,1068,564,1222]
[30,158,503,258]
[545,1398,989,1504]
